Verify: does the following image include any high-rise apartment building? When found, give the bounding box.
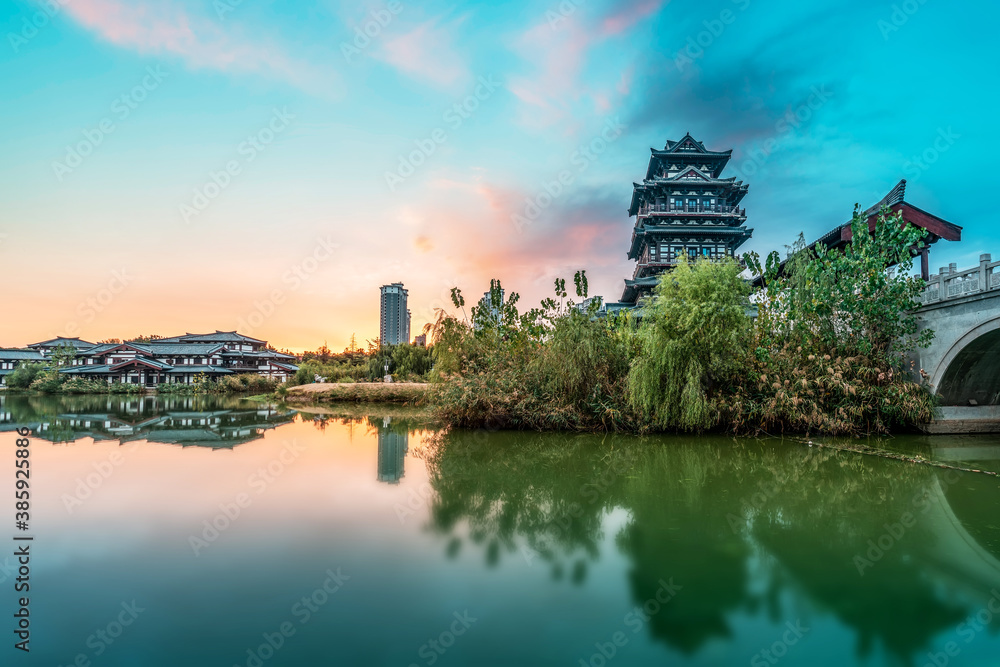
[380,283,411,346]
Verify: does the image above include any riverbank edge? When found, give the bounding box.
[284,382,430,405]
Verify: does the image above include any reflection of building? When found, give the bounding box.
[380,283,410,346]
[0,394,297,448]
[376,416,408,484]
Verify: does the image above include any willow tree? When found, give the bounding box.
[628,256,751,431]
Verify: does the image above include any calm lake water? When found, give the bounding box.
[3,394,1000,666]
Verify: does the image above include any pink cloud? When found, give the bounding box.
[598,0,667,37]
[509,1,665,128]
[62,0,330,92]
[376,18,469,88]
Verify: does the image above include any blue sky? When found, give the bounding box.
[0,0,995,349]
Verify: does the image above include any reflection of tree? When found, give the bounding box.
[424,430,639,574]
[424,431,983,661]
[743,447,967,661]
[615,444,749,654]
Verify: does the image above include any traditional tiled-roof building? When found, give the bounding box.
[0,331,297,387]
[0,349,45,386]
[611,133,753,309]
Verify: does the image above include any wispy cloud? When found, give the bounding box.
[62,0,333,92]
[375,16,469,89]
[509,1,666,128]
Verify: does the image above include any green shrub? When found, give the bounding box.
[6,362,45,389]
[628,255,751,431]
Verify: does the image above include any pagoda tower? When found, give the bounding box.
[618,133,752,306]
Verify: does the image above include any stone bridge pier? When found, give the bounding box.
[911,254,1000,431]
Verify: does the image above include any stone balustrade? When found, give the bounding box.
[919,254,1000,305]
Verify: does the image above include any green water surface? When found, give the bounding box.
[1,393,999,666]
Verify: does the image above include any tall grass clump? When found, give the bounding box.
[431,273,638,431]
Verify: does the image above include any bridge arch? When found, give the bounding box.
[933,316,1000,405]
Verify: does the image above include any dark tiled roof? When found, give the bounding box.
[27,337,96,349]
[111,358,173,371]
[0,349,45,361]
[60,365,113,375]
[158,331,267,345]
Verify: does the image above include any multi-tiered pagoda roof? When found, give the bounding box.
[615,133,753,307]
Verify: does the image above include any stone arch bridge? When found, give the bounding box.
[912,254,1000,431]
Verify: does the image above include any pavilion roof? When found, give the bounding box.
[749,180,961,287]
[660,133,732,156]
[157,331,268,345]
[26,337,96,350]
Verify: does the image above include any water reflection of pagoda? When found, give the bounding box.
[376,417,408,484]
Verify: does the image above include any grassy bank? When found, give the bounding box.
[285,382,429,405]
